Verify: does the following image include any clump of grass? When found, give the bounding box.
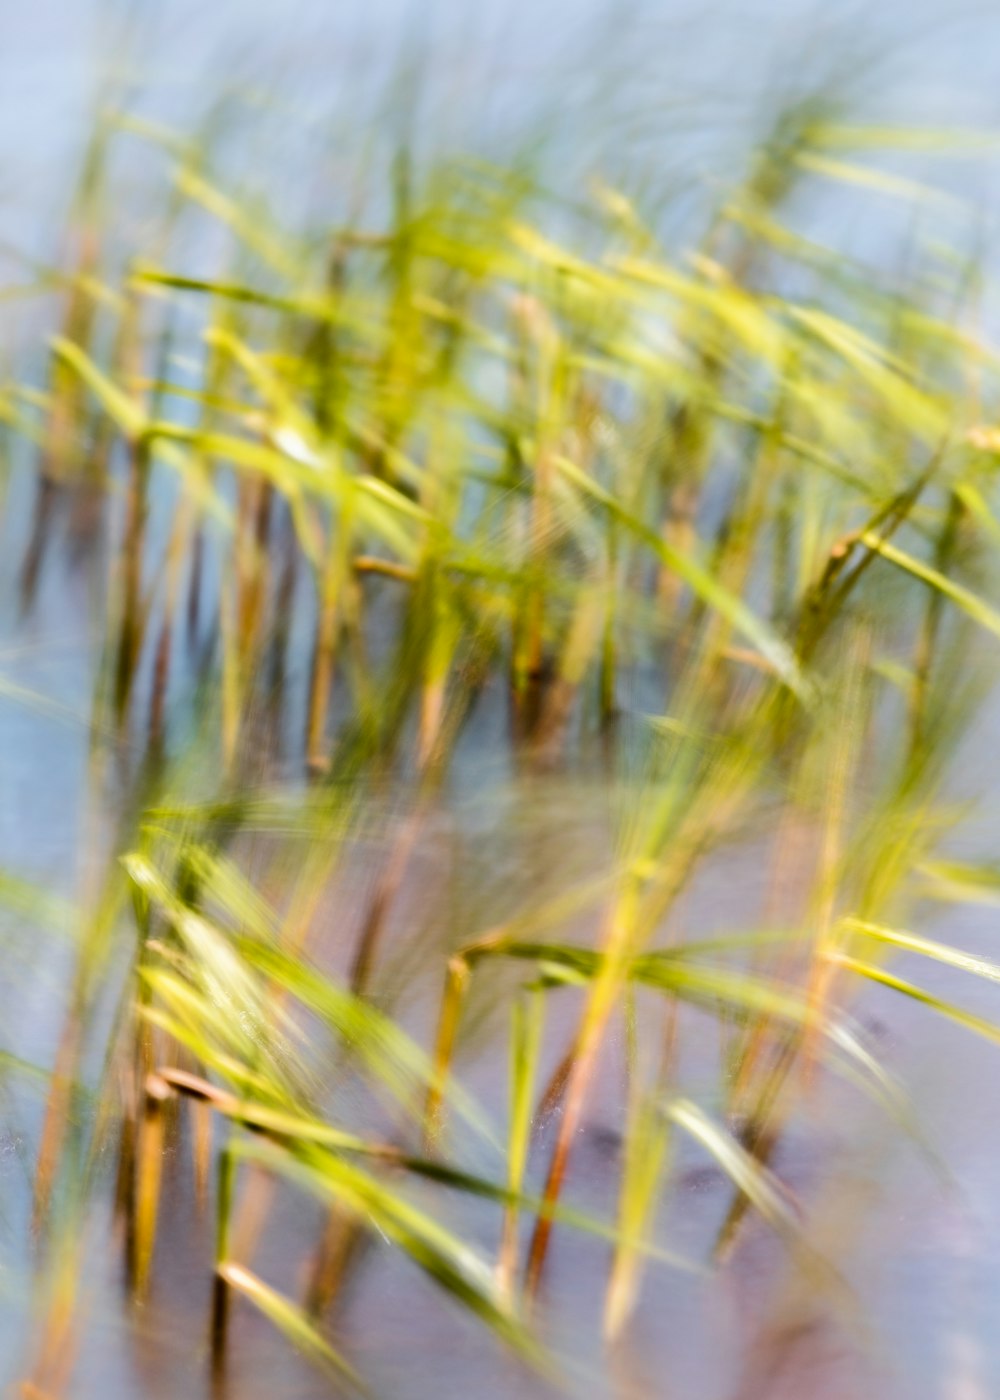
[4,62,1000,1398]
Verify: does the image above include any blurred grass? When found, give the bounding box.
[2,45,1000,1396]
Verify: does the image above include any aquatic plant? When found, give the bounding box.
[3,64,1000,1396]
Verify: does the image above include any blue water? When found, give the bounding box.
[4,0,1000,236]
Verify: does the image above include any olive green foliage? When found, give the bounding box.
[3,74,1000,1394]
